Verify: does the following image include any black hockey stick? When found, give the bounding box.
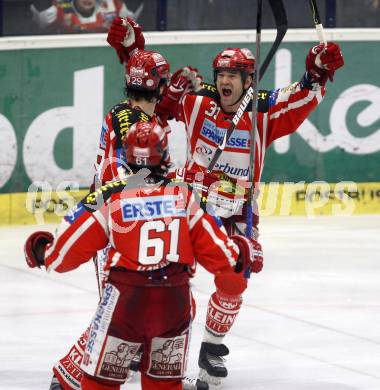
[309,0,327,45]
[207,0,287,172]
[245,0,263,240]
[245,0,287,238]
[259,0,288,80]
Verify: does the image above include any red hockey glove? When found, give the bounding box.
[24,231,54,269]
[231,234,263,275]
[305,42,344,86]
[167,66,203,102]
[156,67,203,121]
[107,17,145,64]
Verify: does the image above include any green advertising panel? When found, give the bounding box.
[0,40,379,194]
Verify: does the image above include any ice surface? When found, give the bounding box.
[1,215,380,390]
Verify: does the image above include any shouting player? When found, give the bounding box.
[107,16,344,388]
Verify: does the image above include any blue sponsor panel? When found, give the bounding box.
[64,202,86,224]
[268,89,279,107]
[200,119,250,150]
[121,195,187,221]
[100,122,108,149]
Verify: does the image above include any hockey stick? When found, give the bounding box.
[245,0,287,239]
[207,0,287,172]
[309,0,327,45]
[244,0,263,241]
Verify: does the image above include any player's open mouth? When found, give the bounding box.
[222,88,232,97]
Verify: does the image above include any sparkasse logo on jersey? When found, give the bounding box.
[200,119,250,150]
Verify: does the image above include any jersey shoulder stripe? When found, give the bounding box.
[110,102,152,146]
[195,82,219,100]
[81,176,182,212]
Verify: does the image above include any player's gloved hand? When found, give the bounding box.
[166,67,203,103]
[172,168,220,202]
[156,67,203,121]
[305,42,344,86]
[230,234,263,275]
[107,17,145,64]
[24,231,54,268]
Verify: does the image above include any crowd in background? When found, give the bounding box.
[1,0,380,36]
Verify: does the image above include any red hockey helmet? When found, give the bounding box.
[126,50,170,91]
[123,121,170,171]
[213,48,255,76]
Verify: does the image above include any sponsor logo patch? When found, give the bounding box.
[97,337,141,381]
[148,334,188,378]
[200,119,250,150]
[121,195,186,221]
[100,124,107,149]
[82,284,120,376]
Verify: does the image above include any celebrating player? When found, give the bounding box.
[44,48,170,390]
[106,17,344,388]
[24,118,263,390]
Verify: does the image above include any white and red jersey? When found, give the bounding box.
[39,0,130,33]
[181,81,325,190]
[44,177,239,275]
[94,101,171,186]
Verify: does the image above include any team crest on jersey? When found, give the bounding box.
[121,195,186,221]
[148,334,188,378]
[64,203,85,224]
[268,89,279,106]
[100,124,107,149]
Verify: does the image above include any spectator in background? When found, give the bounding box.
[30,0,143,33]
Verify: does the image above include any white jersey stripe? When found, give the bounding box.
[269,91,317,120]
[47,217,96,272]
[186,95,203,140]
[189,208,204,230]
[201,218,236,267]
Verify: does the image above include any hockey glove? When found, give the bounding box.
[107,17,145,64]
[24,231,54,268]
[167,66,203,102]
[231,234,263,275]
[305,42,344,86]
[156,67,203,121]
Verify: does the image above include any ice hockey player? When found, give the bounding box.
[24,118,264,390]
[38,47,207,390]
[43,48,170,390]
[106,16,345,389]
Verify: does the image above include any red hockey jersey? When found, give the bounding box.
[181,82,324,189]
[44,177,239,274]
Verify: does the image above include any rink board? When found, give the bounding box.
[1,181,379,225]
[1,30,380,194]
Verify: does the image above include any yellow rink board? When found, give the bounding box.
[0,182,379,226]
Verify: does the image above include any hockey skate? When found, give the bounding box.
[183,376,209,390]
[198,342,229,390]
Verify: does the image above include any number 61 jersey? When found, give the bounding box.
[44,175,239,275]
